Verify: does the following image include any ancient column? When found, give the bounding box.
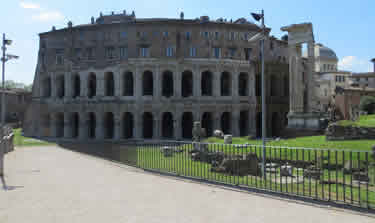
[174,66,181,98]
[96,112,104,140]
[80,72,87,97]
[174,108,182,140]
[65,72,72,98]
[114,112,121,140]
[63,113,71,138]
[213,70,220,97]
[51,73,57,98]
[232,70,239,101]
[51,113,58,138]
[307,40,316,113]
[154,67,160,100]
[135,67,142,100]
[193,68,201,97]
[134,111,142,139]
[232,109,240,137]
[79,112,87,140]
[213,111,220,131]
[115,70,122,97]
[153,114,160,139]
[97,72,105,97]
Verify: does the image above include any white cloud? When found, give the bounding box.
[19,1,41,10]
[338,56,372,72]
[32,11,64,22]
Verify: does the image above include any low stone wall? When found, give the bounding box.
[326,123,375,140]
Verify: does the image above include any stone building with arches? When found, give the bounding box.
[24,11,290,141]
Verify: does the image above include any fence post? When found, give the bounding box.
[0,127,4,177]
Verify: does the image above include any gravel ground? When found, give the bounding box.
[0,146,373,223]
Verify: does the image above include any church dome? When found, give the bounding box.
[316,43,338,61]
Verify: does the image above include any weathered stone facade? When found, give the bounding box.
[24,11,290,140]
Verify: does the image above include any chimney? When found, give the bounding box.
[180,12,184,20]
[91,17,95,24]
[371,58,375,72]
[52,26,56,31]
[68,21,73,28]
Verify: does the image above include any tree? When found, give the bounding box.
[359,96,375,114]
[3,80,32,92]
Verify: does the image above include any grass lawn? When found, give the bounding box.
[13,128,54,147]
[337,114,375,128]
[205,135,375,151]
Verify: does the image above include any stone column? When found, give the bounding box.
[213,70,220,97]
[174,108,182,140]
[213,111,220,131]
[232,70,239,101]
[51,113,58,138]
[96,112,104,140]
[115,70,122,97]
[154,67,160,100]
[97,72,105,97]
[174,66,181,98]
[79,113,87,140]
[114,112,121,140]
[307,40,316,113]
[153,114,161,139]
[80,72,87,97]
[63,113,71,138]
[134,111,142,139]
[135,67,142,100]
[193,68,201,97]
[232,109,240,137]
[65,73,72,98]
[51,74,57,98]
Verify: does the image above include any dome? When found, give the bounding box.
[316,43,338,61]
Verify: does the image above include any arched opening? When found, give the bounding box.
[88,112,96,139]
[56,113,64,138]
[182,70,193,97]
[105,72,115,96]
[104,112,114,139]
[123,112,133,139]
[162,71,174,98]
[143,71,153,96]
[255,74,261,97]
[238,73,249,96]
[256,112,262,138]
[143,112,153,139]
[284,75,289,97]
[240,110,249,136]
[162,112,174,138]
[56,75,65,98]
[271,75,278,96]
[73,74,80,98]
[88,73,96,98]
[182,112,193,139]
[220,71,231,96]
[41,114,50,137]
[221,112,231,134]
[201,71,213,96]
[42,77,51,97]
[72,112,79,138]
[272,112,280,137]
[123,72,134,96]
[202,112,213,137]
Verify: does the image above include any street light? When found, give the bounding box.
[1,34,19,126]
[249,10,267,181]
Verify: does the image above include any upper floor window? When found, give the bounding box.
[204,31,209,39]
[86,47,95,60]
[119,47,128,59]
[213,47,221,59]
[120,31,127,39]
[214,32,219,40]
[105,47,116,59]
[140,47,149,57]
[55,49,64,65]
[189,47,197,57]
[78,32,84,41]
[163,31,169,38]
[166,47,174,57]
[74,48,82,61]
[243,33,249,41]
[186,31,191,40]
[229,48,236,58]
[244,48,252,60]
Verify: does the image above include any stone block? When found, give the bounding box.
[224,135,232,144]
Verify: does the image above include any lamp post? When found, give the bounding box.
[0,33,18,177]
[250,10,267,181]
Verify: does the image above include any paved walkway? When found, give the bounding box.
[0,146,373,223]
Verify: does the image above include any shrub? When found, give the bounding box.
[359,96,375,114]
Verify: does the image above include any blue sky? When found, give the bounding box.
[1,0,374,84]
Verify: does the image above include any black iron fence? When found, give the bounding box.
[113,140,374,211]
[58,139,375,212]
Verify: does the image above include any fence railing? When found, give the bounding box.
[0,125,15,176]
[107,140,374,211]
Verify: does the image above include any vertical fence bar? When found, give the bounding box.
[328,150,331,201]
[350,151,353,205]
[312,149,315,199]
[343,150,346,204]
[366,152,369,209]
[358,151,361,206]
[279,146,282,193]
[335,150,338,202]
[322,150,325,201]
